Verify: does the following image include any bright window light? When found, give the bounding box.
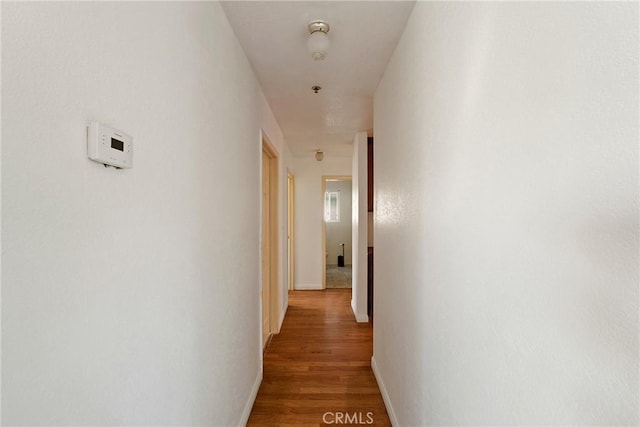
[324,191,340,222]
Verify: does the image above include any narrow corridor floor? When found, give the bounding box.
[247,289,391,426]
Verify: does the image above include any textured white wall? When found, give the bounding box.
[325,180,352,266]
[1,2,289,425]
[293,157,351,289]
[351,132,369,322]
[373,2,638,425]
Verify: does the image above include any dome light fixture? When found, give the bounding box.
[307,20,330,61]
[315,150,324,161]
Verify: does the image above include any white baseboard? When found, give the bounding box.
[239,367,262,426]
[295,283,322,290]
[371,356,399,427]
[351,299,369,323]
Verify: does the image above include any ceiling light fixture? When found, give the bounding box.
[307,20,330,61]
[315,150,324,161]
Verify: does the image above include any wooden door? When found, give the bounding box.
[262,150,271,349]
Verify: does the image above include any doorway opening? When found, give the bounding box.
[262,137,279,350]
[321,176,352,289]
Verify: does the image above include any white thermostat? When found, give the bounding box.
[87,122,133,169]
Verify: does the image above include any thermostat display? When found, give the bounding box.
[111,138,124,152]
[87,122,133,169]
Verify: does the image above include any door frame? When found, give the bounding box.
[262,135,280,349]
[287,171,295,291]
[321,175,352,290]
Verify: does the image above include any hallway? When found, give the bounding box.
[248,290,390,426]
[2,2,636,425]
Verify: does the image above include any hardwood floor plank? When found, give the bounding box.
[247,289,390,426]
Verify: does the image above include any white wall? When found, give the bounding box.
[293,157,351,289]
[351,132,368,322]
[325,180,352,266]
[373,2,638,426]
[1,2,290,425]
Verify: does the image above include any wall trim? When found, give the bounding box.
[295,283,323,290]
[371,356,398,427]
[351,299,369,323]
[239,367,262,426]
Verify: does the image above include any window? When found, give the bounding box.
[324,191,340,222]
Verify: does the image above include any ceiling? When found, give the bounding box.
[221,1,415,158]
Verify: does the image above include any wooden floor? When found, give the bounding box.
[248,289,391,427]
